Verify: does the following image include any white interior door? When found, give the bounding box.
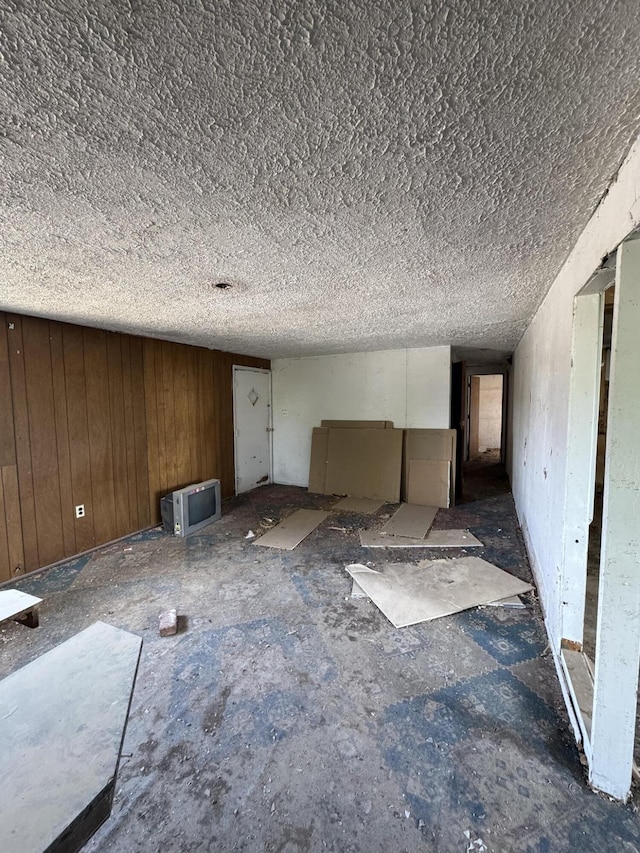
[233,367,272,494]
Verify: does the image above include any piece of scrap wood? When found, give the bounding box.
[379,503,438,539]
[254,509,330,550]
[345,558,533,628]
[333,496,384,514]
[159,609,177,636]
[562,649,594,739]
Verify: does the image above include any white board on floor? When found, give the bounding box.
[345,557,532,628]
[0,589,42,623]
[0,621,142,853]
[254,509,329,550]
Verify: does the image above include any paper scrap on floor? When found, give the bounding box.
[345,557,532,628]
[334,496,384,514]
[379,503,437,539]
[359,529,483,548]
[255,509,329,550]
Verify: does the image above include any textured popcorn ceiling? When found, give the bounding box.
[2,1,640,358]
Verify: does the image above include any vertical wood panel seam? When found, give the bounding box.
[2,316,25,575]
[81,329,98,546]
[13,319,39,568]
[123,335,136,529]
[51,323,73,555]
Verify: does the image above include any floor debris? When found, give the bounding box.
[345,558,532,628]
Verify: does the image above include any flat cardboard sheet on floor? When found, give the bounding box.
[351,579,368,598]
[325,428,403,502]
[359,529,483,548]
[333,496,384,514]
[484,595,526,608]
[422,529,483,548]
[255,509,329,549]
[0,621,142,853]
[345,557,532,627]
[379,503,438,539]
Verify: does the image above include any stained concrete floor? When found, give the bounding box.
[2,469,640,852]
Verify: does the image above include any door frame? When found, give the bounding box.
[463,366,509,464]
[232,365,273,495]
[560,237,640,800]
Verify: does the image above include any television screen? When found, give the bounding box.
[188,487,217,527]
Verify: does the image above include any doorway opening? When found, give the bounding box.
[468,374,504,464]
[560,237,640,800]
[455,364,510,504]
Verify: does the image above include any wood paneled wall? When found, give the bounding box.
[0,313,269,581]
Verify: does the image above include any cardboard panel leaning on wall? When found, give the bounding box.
[324,428,403,502]
[408,460,450,508]
[272,346,451,487]
[402,429,457,505]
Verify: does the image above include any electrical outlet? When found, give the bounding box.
[75,504,85,519]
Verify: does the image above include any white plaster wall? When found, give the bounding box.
[272,347,451,486]
[511,135,640,648]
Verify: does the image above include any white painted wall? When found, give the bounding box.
[511,135,640,649]
[271,347,451,486]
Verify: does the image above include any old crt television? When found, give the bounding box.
[160,478,221,536]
